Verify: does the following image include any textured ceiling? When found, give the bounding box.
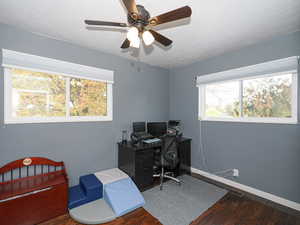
[0,0,300,68]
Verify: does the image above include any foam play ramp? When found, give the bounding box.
[104,178,145,217]
[69,199,116,224]
[95,168,145,217]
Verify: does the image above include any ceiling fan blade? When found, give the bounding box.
[149,30,173,47]
[121,0,139,19]
[149,6,192,26]
[85,20,127,27]
[121,38,131,49]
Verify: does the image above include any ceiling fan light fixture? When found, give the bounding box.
[142,31,155,46]
[129,36,140,48]
[85,1,192,50]
[127,27,139,42]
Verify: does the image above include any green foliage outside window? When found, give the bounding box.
[70,78,107,116]
[12,68,66,117]
[11,68,108,118]
[205,74,292,119]
[242,75,292,118]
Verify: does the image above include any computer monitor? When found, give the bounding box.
[147,122,167,137]
[133,122,146,133]
[168,120,181,128]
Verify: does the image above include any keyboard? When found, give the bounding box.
[142,138,161,144]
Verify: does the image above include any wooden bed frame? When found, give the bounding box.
[0,157,68,225]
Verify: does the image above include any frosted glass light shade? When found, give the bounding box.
[142,31,155,46]
[127,27,139,42]
[130,37,140,48]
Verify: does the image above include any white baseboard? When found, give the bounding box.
[191,167,300,212]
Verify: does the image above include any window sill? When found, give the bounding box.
[199,117,298,125]
[4,116,113,124]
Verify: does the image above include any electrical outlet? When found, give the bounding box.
[233,169,239,177]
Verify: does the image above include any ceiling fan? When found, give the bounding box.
[84,0,192,49]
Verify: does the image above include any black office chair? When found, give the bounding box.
[153,133,182,190]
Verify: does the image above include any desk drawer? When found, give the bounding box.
[178,140,191,175]
[136,149,154,169]
[135,149,154,189]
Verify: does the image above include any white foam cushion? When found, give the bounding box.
[94,168,128,185]
[69,199,116,224]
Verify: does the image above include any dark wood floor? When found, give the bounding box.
[39,208,162,225]
[40,184,300,225]
[190,193,300,225]
[40,192,300,225]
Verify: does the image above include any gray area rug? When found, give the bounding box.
[143,175,227,225]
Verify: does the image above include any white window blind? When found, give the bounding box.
[196,56,299,85]
[2,49,114,83]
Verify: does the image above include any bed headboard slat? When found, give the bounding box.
[0,157,65,183]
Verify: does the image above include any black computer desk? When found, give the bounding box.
[118,137,191,190]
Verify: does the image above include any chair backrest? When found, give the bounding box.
[161,133,182,168]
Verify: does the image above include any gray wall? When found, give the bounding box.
[1,21,299,204]
[0,23,169,186]
[169,31,300,203]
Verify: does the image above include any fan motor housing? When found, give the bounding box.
[128,5,150,28]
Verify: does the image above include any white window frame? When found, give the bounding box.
[4,68,113,124]
[198,71,298,124]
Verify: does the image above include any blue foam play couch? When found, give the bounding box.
[68,168,145,221]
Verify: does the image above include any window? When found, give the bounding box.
[11,69,67,118]
[5,68,112,123]
[242,74,293,119]
[199,72,297,123]
[197,57,299,124]
[70,78,108,117]
[3,49,113,124]
[204,81,240,118]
